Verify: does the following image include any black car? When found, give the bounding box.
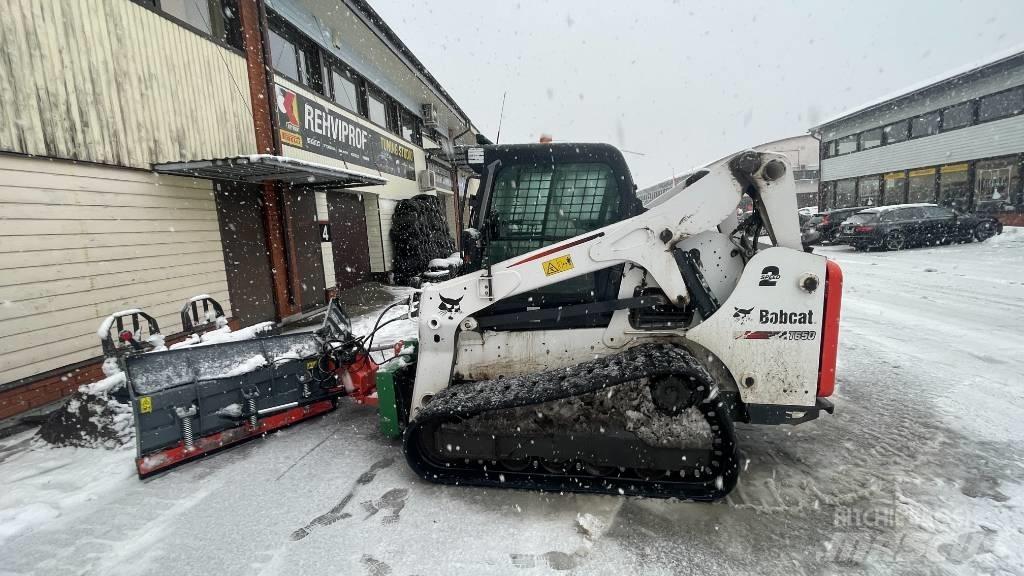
[801,206,872,245]
[835,203,1002,251]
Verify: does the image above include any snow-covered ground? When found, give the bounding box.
[1,231,1023,575]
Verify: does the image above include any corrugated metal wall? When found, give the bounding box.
[0,154,232,385]
[821,115,1024,180]
[0,0,256,168]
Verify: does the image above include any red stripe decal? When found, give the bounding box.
[508,233,604,267]
[817,260,843,397]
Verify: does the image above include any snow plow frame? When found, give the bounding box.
[114,298,354,478]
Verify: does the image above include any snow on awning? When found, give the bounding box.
[152,155,387,189]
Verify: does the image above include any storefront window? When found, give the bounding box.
[161,0,212,34]
[368,92,388,127]
[939,163,970,212]
[835,179,856,208]
[911,112,940,138]
[908,167,936,203]
[942,102,973,130]
[401,108,422,145]
[268,29,301,81]
[331,69,359,112]
[882,171,906,205]
[978,88,1024,122]
[883,121,909,144]
[836,135,857,155]
[857,175,881,206]
[860,128,882,150]
[974,156,1020,212]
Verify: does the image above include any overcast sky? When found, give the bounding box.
[372,1,1024,187]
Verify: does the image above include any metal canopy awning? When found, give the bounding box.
[152,155,388,189]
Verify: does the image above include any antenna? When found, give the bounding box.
[495,91,508,144]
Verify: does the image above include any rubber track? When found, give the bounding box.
[403,343,740,500]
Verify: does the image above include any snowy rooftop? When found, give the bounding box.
[810,44,1024,131]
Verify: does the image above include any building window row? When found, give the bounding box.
[822,85,1024,159]
[133,0,244,51]
[267,12,424,146]
[820,154,1022,214]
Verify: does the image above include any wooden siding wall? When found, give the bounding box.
[0,155,232,385]
[0,0,256,169]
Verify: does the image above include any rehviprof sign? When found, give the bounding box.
[276,84,415,181]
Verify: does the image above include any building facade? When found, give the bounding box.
[0,0,479,420]
[811,50,1024,225]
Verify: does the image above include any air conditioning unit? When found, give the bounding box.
[418,169,436,191]
[422,103,439,128]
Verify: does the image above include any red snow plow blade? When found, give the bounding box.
[105,298,366,478]
[136,399,338,477]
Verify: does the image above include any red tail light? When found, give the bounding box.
[817,260,843,397]
[854,226,875,233]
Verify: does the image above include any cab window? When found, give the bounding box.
[484,162,619,264]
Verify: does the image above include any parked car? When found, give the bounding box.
[801,206,871,245]
[834,203,1002,251]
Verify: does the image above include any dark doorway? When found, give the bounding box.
[327,192,370,290]
[213,182,277,326]
[283,187,326,311]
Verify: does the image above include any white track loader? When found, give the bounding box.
[375,144,844,501]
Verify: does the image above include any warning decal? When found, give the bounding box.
[139,396,152,414]
[542,254,574,276]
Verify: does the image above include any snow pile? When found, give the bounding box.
[169,321,275,350]
[35,369,134,450]
[574,513,608,540]
[215,403,244,418]
[427,252,463,270]
[218,354,268,377]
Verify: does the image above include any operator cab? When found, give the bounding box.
[461,143,643,328]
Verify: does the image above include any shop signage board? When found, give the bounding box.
[276,84,415,181]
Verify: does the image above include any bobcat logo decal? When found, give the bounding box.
[438,294,463,320]
[733,306,754,324]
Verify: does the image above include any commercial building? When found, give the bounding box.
[0,0,479,419]
[636,134,819,208]
[811,49,1024,225]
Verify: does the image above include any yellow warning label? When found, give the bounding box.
[542,254,574,276]
[139,396,152,414]
[306,359,317,370]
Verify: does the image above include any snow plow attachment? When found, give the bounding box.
[117,298,358,478]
